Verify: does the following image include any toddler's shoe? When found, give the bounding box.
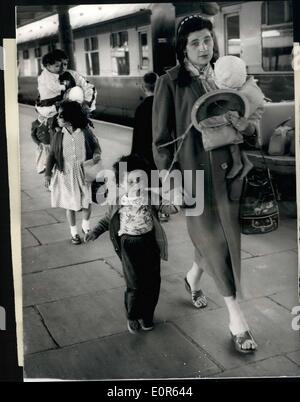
[140,319,154,331]
[127,319,140,334]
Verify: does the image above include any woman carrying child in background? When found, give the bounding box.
[31,49,98,173]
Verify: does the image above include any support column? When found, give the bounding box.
[56,5,76,69]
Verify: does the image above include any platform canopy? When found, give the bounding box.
[16,5,62,28]
[16,4,152,43]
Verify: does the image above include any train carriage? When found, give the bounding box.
[17,3,177,123]
[17,1,294,123]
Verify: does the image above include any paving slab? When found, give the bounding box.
[280,217,297,231]
[156,274,220,323]
[22,233,115,274]
[160,213,190,245]
[287,350,300,366]
[241,225,297,257]
[163,241,196,275]
[22,229,40,248]
[23,260,124,307]
[241,250,254,259]
[28,215,103,245]
[104,252,295,311]
[267,287,299,312]
[213,355,300,377]
[22,210,58,228]
[104,241,196,279]
[103,255,123,275]
[23,307,57,355]
[23,186,55,200]
[37,289,127,346]
[44,203,108,224]
[21,190,32,203]
[104,256,227,308]
[22,194,52,212]
[24,323,221,379]
[240,251,297,300]
[174,297,300,370]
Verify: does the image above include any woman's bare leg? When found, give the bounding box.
[186,261,204,291]
[186,259,207,308]
[224,296,257,351]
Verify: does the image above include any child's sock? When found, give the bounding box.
[82,219,90,233]
[70,225,78,237]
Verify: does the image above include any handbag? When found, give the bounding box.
[197,114,244,151]
[268,118,294,156]
[82,159,103,183]
[239,166,279,235]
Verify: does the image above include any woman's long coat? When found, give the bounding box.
[152,65,245,297]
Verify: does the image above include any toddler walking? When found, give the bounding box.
[86,154,176,334]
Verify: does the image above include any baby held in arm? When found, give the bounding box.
[214,56,265,180]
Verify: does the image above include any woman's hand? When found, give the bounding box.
[93,153,101,164]
[85,231,97,242]
[45,176,51,188]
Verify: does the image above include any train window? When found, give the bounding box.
[261,1,293,71]
[84,38,90,52]
[48,43,56,52]
[262,0,292,25]
[138,31,149,70]
[84,36,100,75]
[23,50,29,59]
[225,13,241,57]
[91,37,98,51]
[110,31,130,76]
[34,47,41,58]
[34,47,42,75]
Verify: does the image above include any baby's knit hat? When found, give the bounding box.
[67,86,84,103]
[214,56,247,90]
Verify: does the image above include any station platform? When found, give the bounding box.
[19,105,300,380]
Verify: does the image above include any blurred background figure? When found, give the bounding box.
[131,72,169,222]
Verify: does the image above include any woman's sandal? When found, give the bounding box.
[184,277,207,308]
[230,330,257,354]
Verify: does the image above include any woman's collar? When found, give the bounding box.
[184,57,211,78]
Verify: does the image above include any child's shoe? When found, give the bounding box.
[71,234,82,245]
[140,319,154,331]
[127,319,140,334]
